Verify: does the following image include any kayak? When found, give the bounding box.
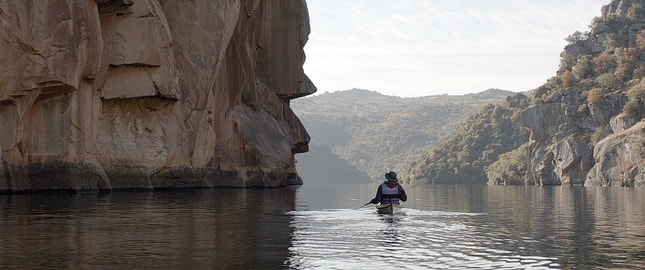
[376,203,394,214]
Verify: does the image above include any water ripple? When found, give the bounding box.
[287,208,559,270]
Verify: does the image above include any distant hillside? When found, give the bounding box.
[400,0,645,187]
[401,93,530,184]
[292,88,516,183]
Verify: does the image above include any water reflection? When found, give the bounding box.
[291,184,645,269]
[0,188,296,269]
[0,185,644,269]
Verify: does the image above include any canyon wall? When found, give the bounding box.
[0,0,315,192]
[522,0,645,187]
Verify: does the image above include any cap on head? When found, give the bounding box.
[385,171,398,182]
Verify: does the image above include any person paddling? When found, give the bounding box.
[370,171,407,205]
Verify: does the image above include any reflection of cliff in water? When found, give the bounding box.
[0,188,296,269]
[429,185,644,269]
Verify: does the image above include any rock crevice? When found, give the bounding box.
[0,0,315,192]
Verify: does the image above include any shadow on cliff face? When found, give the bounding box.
[0,0,316,192]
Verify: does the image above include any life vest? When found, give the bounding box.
[381,182,400,204]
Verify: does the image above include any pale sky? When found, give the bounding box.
[303,0,610,97]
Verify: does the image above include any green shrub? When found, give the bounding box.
[591,125,610,143]
[596,73,619,89]
[623,84,645,116]
[559,53,578,73]
[565,31,585,44]
[485,144,528,185]
[573,55,594,79]
[603,35,620,52]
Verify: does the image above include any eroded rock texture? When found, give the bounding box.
[522,0,645,187]
[0,0,315,192]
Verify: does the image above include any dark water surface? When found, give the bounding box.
[0,185,644,269]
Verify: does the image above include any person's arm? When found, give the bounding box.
[398,185,407,202]
[370,186,382,204]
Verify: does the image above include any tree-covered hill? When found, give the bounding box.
[292,88,516,183]
[296,0,645,187]
[400,94,530,184]
[402,0,645,187]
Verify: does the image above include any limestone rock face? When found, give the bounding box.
[522,88,596,186]
[522,0,645,187]
[587,122,645,187]
[0,0,315,192]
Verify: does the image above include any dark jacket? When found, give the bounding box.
[370,181,407,204]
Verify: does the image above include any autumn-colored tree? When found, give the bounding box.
[561,70,576,87]
[615,62,633,81]
[587,87,603,105]
[593,52,615,74]
[614,47,639,81]
[634,65,645,79]
[637,30,645,50]
[628,3,644,21]
[614,48,639,81]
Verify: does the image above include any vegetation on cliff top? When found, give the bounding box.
[536,1,645,119]
[296,1,645,186]
[404,0,645,186]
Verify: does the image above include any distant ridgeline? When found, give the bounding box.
[401,94,530,185]
[291,88,516,184]
[406,0,645,187]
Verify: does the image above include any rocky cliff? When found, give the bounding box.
[522,0,645,186]
[0,0,315,192]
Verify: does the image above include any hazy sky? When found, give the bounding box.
[303,0,610,97]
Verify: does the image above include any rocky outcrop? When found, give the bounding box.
[522,88,598,186]
[0,0,315,192]
[522,0,645,187]
[587,122,645,186]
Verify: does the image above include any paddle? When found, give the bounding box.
[355,202,372,210]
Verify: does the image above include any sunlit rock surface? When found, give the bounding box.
[0,0,315,192]
[522,0,645,187]
[587,122,645,187]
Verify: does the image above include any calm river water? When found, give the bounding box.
[0,184,644,269]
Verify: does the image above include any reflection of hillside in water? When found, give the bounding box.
[292,184,645,269]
